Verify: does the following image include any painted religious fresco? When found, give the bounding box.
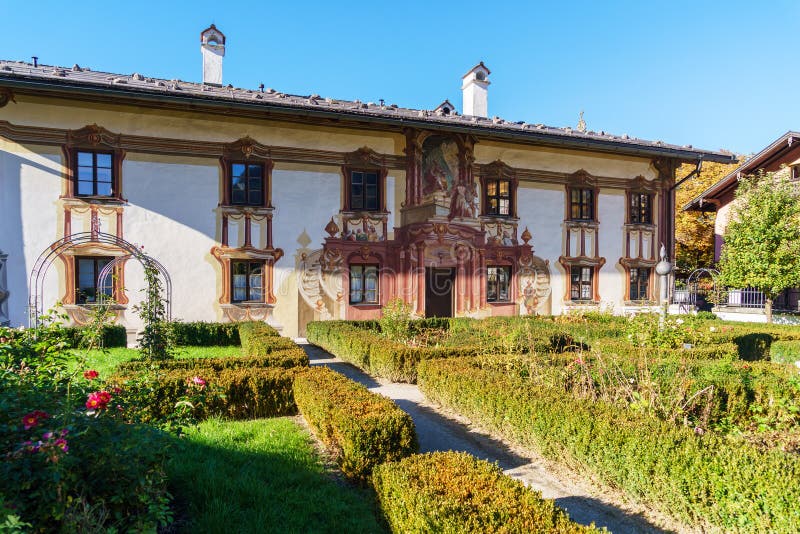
[341,215,386,242]
[421,135,477,219]
[484,221,518,246]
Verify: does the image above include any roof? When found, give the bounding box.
[0,59,736,164]
[684,131,800,211]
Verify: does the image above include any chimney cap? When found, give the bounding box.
[462,61,491,79]
[200,24,226,45]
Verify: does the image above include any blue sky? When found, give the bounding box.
[2,1,797,155]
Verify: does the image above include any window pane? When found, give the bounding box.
[248,190,262,205]
[350,265,363,303]
[77,152,94,166]
[77,180,94,195]
[96,167,112,183]
[499,181,509,196]
[248,164,262,179]
[365,173,378,187]
[487,181,497,196]
[77,166,94,181]
[231,175,246,204]
[96,182,112,197]
[249,267,263,301]
[231,164,246,179]
[96,153,112,168]
[351,172,363,186]
[499,199,509,215]
[365,266,378,303]
[582,267,591,282]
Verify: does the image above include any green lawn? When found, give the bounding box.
[166,417,386,533]
[67,346,243,377]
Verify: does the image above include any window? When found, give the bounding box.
[485,179,512,216]
[487,266,511,302]
[629,193,652,224]
[629,268,650,301]
[232,261,264,302]
[75,151,114,197]
[75,256,113,304]
[570,267,593,301]
[230,163,264,206]
[350,171,380,211]
[350,264,378,304]
[569,188,594,220]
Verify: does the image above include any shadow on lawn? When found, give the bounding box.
[164,423,385,534]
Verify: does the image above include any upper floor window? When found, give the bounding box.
[485,179,512,217]
[350,171,380,211]
[570,188,594,221]
[75,151,114,197]
[570,266,593,301]
[75,256,113,304]
[629,193,652,224]
[629,267,650,301]
[231,260,264,302]
[487,266,511,302]
[230,163,264,206]
[350,264,379,304]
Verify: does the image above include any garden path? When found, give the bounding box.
[299,341,693,534]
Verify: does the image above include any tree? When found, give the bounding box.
[675,160,739,274]
[717,172,800,322]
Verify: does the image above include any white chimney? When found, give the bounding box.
[462,62,490,118]
[200,24,226,86]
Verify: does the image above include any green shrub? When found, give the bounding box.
[116,347,309,373]
[111,367,297,422]
[695,311,718,320]
[372,451,598,533]
[62,324,127,348]
[169,321,241,346]
[771,340,800,364]
[293,366,418,481]
[418,357,800,532]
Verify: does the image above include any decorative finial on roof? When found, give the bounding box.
[324,217,340,238]
[577,111,587,133]
[521,226,532,245]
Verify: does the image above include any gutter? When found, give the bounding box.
[0,76,737,164]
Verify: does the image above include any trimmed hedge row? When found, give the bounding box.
[113,366,297,422]
[591,338,740,361]
[372,451,598,533]
[293,366,418,481]
[418,356,800,532]
[306,320,576,382]
[169,321,241,346]
[116,347,309,373]
[63,324,128,348]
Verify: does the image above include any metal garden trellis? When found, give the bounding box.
[27,231,171,327]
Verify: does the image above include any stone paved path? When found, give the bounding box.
[299,341,690,534]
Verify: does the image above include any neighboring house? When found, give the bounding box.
[684,131,800,316]
[0,26,734,336]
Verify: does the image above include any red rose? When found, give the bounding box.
[83,369,99,380]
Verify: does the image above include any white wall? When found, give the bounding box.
[122,157,219,328]
[271,168,341,336]
[597,190,626,307]
[0,143,63,326]
[516,184,565,314]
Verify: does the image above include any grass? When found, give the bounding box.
[166,417,386,533]
[67,346,243,377]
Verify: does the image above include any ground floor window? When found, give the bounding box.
[232,261,264,302]
[487,266,511,302]
[350,264,378,304]
[75,256,113,304]
[570,266,593,301]
[629,267,650,301]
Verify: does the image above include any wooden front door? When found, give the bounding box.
[425,267,454,317]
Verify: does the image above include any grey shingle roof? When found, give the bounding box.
[0,59,735,163]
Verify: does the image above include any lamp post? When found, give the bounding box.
[655,243,673,324]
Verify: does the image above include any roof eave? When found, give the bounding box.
[0,76,736,164]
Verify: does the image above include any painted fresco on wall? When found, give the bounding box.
[518,255,551,315]
[342,216,386,242]
[484,221,517,246]
[422,136,460,196]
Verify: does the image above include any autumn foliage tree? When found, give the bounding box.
[674,160,738,275]
[717,172,800,322]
